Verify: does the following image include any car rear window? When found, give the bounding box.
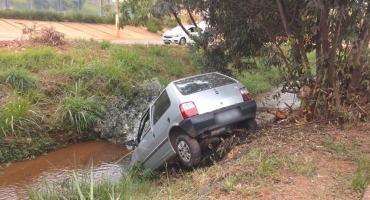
[174,73,237,95]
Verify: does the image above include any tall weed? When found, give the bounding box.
[235,62,280,95]
[352,158,370,193]
[56,81,105,136]
[3,68,37,94]
[0,94,42,138]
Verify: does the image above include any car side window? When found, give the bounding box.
[152,90,171,125]
[140,115,151,141]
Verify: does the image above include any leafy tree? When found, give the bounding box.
[33,0,50,9]
[119,0,153,28]
[188,0,369,121]
[123,0,369,121]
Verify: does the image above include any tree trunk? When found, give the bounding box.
[171,9,190,36]
[187,6,198,28]
[315,11,322,87]
[276,0,304,74]
[276,0,291,36]
[349,2,370,92]
[315,0,330,119]
[329,5,343,106]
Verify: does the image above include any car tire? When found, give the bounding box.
[246,118,258,131]
[179,37,186,45]
[176,134,201,167]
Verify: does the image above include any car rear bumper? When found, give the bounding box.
[178,100,257,137]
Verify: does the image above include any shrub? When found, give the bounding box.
[146,20,159,33]
[0,10,114,24]
[56,81,105,135]
[99,40,111,50]
[0,94,42,138]
[3,68,37,94]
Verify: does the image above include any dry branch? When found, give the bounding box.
[17,22,66,46]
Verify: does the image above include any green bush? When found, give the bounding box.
[99,40,111,50]
[56,81,105,136]
[0,94,42,138]
[146,20,159,33]
[0,10,114,24]
[2,68,37,94]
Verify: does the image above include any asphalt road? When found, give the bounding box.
[0,18,163,44]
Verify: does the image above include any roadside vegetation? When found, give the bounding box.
[2,0,370,198]
[0,39,280,164]
[0,40,196,163]
[27,122,370,199]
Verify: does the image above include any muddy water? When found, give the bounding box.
[0,140,130,200]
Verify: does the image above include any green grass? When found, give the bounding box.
[56,81,105,136]
[352,158,370,193]
[2,68,37,94]
[27,164,157,200]
[0,41,198,163]
[234,61,280,95]
[0,40,278,164]
[0,94,42,138]
[323,136,354,156]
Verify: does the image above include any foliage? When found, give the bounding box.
[234,61,280,95]
[0,94,42,138]
[28,163,157,199]
[169,0,370,121]
[119,0,152,28]
[56,81,105,136]
[0,136,54,163]
[98,40,111,50]
[2,68,37,94]
[0,10,115,24]
[0,41,278,164]
[352,158,370,192]
[146,19,159,33]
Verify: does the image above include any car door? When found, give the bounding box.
[187,27,195,43]
[150,89,175,168]
[130,108,157,169]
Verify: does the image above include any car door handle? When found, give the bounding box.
[167,118,170,123]
[153,132,155,138]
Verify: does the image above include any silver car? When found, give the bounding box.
[126,72,257,170]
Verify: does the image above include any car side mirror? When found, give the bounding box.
[126,140,138,147]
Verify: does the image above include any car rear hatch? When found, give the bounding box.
[174,73,247,114]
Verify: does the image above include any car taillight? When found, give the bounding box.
[179,102,199,119]
[240,87,251,101]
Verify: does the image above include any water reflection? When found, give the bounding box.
[0,141,130,200]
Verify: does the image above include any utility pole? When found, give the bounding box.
[5,0,10,9]
[100,0,103,16]
[115,0,120,38]
[29,0,33,9]
[59,0,62,12]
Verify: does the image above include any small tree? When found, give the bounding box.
[186,0,370,121]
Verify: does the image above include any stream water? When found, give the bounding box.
[0,140,129,200]
[0,86,298,200]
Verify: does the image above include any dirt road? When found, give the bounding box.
[0,18,162,44]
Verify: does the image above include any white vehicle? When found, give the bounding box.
[162,21,206,45]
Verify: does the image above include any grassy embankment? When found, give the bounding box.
[21,44,370,199]
[0,40,279,164]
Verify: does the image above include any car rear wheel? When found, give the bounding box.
[179,37,186,45]
[176,134,201,167]
[246,118,258,131]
